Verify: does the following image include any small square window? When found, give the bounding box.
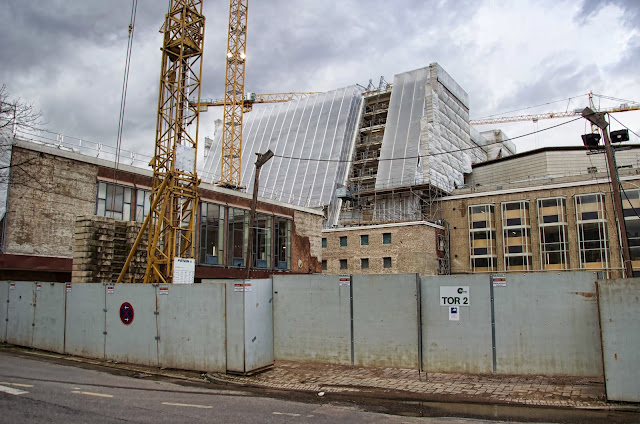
[321,260,327,271]
[322,237,327,248]
[383,257,392,268]
[340,259,348,270]
[361,258,369,269]
[383,233,391,244]
[360,234,369,246]
[340,236,347,247]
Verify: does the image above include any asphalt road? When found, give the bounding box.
[0,349,636,424]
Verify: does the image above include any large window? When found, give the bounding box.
[227,207,249,267]
[537,197,568,270]
[274,217,291,270]
[622,189,640,276]
[251,213,272,269]
[96,181,132,220]
[502,201,532,271]
[135,188,151,223]
[575,193,609,274]
[200,203,224,265]
[468,204,497,272]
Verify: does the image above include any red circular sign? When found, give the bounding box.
[119,302,134,325]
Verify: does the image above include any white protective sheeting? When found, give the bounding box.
[376,63,476,193]
[202,86,363,208]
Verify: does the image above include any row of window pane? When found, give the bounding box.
[96,182,292,270]
[323,257,392,270]
[323,233,391,248]
[469,194,611,273]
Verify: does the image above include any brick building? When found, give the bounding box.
[0,139,323,282]
[321,221,445,275]
[441,146,640,279]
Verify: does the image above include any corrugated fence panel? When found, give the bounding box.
[243,279,274,372]
[494,272,602,376]
[33,282,66,353]
[157,284,226,373]
[6,281,35,347]
[0,281,8,342]
[421,275,493,374]
[598,278,640,402]
[353,274,419,368]
[273,274,351,364]
[65,283,105,359]
[105,284,158,366]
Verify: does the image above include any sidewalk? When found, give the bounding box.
[208,361,616,410]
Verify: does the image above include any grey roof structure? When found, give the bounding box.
[202,86,364,208]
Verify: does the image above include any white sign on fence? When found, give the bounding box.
[440,286,470,306]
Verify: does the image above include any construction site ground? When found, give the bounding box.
[3,345,639,423]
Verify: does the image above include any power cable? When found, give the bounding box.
[272,117,583,163]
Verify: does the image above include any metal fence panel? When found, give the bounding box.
[352,274,419,368]
[225,279,246,373]
[272,274,351,364]
[421,275,493,374]
[65,283,105,359]
[243,279,274,372]
[157,284,226,372]
[105,284,158,366]
[493,272,602,376]
[0,281,8,342]
[598,278,640,402]
[6,281,35,347]
[33,282,66,353]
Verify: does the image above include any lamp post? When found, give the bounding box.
[245,150,274,279]
[581,108,633,277]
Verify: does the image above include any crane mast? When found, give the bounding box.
[144,0,205,284]
[220,0,249,188]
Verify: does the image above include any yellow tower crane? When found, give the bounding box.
[220,0,249,188]
[117,0,205,285]
[197,91,319,113]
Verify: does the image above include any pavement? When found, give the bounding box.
[5,345,638,414]
[207,360,628,411]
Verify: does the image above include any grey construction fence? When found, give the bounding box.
[273,272,603,377]
[1,273,638,401]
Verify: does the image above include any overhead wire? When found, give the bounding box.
[473,93,589,119]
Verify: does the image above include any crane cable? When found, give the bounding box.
[113,0,139,189]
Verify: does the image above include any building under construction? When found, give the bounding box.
[202,63,515,228]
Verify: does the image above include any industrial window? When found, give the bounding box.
[382,233,391,244]
[340,236,347,247]
[322,237,327,248]
[360,234,369,246]
[96,181,132,221]
[199,203,224,266]
[575,193,609,275]
[321,260,327,271]
[274,217,291,270]
[251,213,272,269]
[622,189,640,276]
[537,197,568,270]
[361,258,369,269]
[383,257,392,268]
[227,207,249,267]
[502,200,532,271]
[339,259,348,270]
[468,204,497,272]
[134,188,151,223]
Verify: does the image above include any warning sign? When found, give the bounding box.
[158,286,169,295]
[66,283,72,293]
[234,282,252,292]
[36,283,42,291]
[106,285,114,294]
[439,286,470,306]
[9,283,15,290]
[339,275,351,287]
[492,274,506,287]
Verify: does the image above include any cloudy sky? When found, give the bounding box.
[1,0,639,164]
